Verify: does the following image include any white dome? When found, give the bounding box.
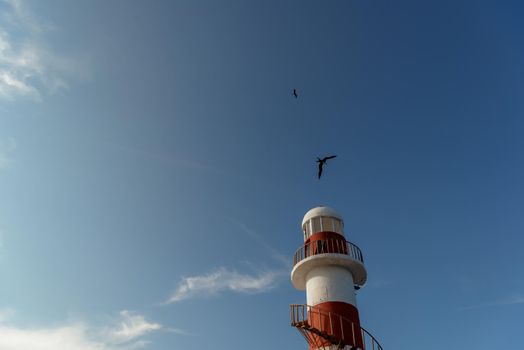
[301,206,343,227]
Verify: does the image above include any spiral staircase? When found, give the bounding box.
[291,304,383,350]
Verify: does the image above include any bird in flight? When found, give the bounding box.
[293,89,298,98]
[316,155,337,179]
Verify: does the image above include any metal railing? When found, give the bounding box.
[290,304,383,350]
[293,238,364,266]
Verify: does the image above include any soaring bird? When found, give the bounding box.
[316,155,337,179]
[293,89,298,98]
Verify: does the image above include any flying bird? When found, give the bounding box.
[293,89,298,98]
[316,155,337,179]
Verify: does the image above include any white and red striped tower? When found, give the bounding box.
[290,206,382,350]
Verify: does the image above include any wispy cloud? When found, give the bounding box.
[459,294,524,311]
[165,327,195,337]
[0,0,87,101]
[0,137,16,169]
[163,221,289,305]
[0,309,169,350]
[2,0,45,33]
[165,267,283,304]
[105,310,162,345]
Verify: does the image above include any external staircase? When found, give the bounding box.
[290,304,383,350]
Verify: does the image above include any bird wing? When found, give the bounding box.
[318,163,323,179]
[324,155,337,161]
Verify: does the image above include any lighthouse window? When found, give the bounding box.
[311,217,321,233]
[334,219,342,234]
[303,222,309,239]
[304,221,311,239]
[322,217,335,232]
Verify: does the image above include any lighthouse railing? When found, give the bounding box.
[290,304,383,350]
[293,239,364,266]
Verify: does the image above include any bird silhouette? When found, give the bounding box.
[293,89,298,98]
[316,155,337,179]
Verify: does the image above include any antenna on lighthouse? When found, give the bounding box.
[290,206,383,350]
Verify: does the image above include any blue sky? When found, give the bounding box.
[0,0,523,349]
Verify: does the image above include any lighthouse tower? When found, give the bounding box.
[290,206,382,350]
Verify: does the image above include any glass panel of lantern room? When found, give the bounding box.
[334,219,342,235]
[322,217,335,232]
[304,223,310,239]
[303,221,308,239]
[311,217,321,234]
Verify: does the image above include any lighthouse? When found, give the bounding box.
[290,206,382,350]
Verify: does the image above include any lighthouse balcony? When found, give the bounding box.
[293,239,364,266]
[291,239,367,288]
[290,304,383,350]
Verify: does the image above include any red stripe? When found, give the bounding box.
[306,231,345,244]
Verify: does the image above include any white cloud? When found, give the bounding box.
[459,294,524,311]
[0,323,107,350]
[0,137,16,169]
[107,310,162,345]
[0,310,167,350]
[165,266,283,304]
[0,0,86,101]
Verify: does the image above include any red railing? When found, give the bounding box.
[293,238,364,266]
[290,304,383,350]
